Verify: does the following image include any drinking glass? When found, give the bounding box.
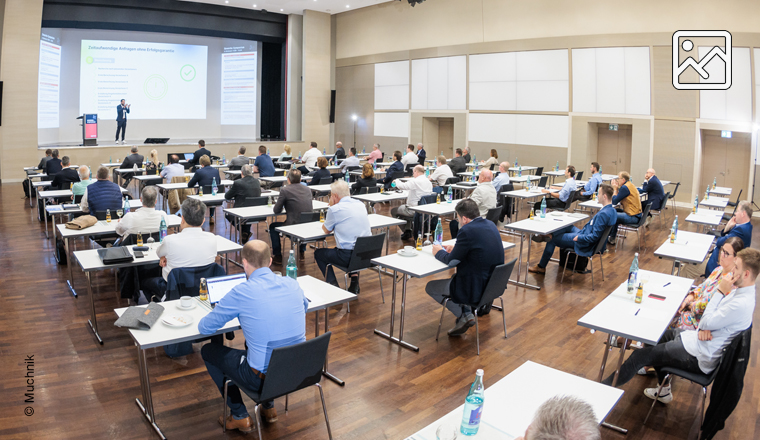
[436,425,458,440]
[423,233,432,247]
[116,209,124,221]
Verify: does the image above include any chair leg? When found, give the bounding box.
[637,228,641,251]
[223,379,230,432]
[643,373,670,425]
[377,267,385,304]
[599,253,605,281]
[474,312,480,356]
[500,297,507,338]
[436,298,449,341]
[254,404,264,440]
[285,394,289,412]
[571,256,578,278]
[590,258,594,290]
[561,254,569,283]
[316,383,333,440]
[699,386,707,437]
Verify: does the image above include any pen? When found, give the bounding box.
[634,309,640,316]
[663,282,671,287]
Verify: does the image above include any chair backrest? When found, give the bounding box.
[259,332,331,402]
[537,176,548,188]
[165,262,226,301]
[575,171,584,181]
[93,210,109,221]
[654,192,671,211]
[485,206,501,226]
[346,233,387,272]
[359,186,379,194]
[593,225,615,255]
[635,202,652,227]
[74,194,84,204]
[475,259,517,308]
[535,166,544,176]
[444,176,460,185]
[391,171,405,181]
[563,190,579,210]
[404,163,415,176]
[243,196,269,208]
[121,231,162,246]
[669,182,680,199]
[298,211,319,223]
[228,165,242,171]
[347,166,361,173]
[419,194,437,205]
[318,177,332,185]
[490,163,496,171]
[201,185,224,194]
[728,188,743,210]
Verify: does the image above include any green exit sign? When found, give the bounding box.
[609,124,619,131]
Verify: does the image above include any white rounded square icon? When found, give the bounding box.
[672,30,732,90]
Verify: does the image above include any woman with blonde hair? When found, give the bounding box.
[279,144,292,161]
[481,149,499,170]
[146,149,159,174]
[351,163,378,194]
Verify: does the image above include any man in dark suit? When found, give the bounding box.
[382,150,405,190]
[119,146,145,188]
[449,148,467,175]
[426,199,505,336]
[51,156,80,190]
[115,99,130,144]
[416,143,427,165]
[45,149,63,177]
[191,140,212,167]
[224,164,262,242]
[269,169,312,264]
[188,154,222,224]
[334,141,346,161]
[641,168,665,227]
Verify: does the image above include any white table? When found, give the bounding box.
[654,231,715,276]
[708,186,732,197]
[601,174,618,181]
[543,169,566,184]
[406,361,623,440]
[113,275,355,439]
[509,175,542,187]
[37,187,129,238]
[350,169,386,177]
[58,215,182,298]
[508,166,538,176]
[502,212,588,290]
[686,208,724,232]
[155,180,234,211]
[352,189,409,206]
[501,188,558,220]
[408,199,462,237]
[371,240,514,352]
[700,196,729,209]
[578,199,603,211]
[260,175,312,187]
[75,235,240,344]
[577,269,692,386]
[46,200,143,240]
[457,170,482,181]
[223,200,329,244]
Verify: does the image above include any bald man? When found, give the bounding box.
[450,169,497,238]
[641,168,665,226]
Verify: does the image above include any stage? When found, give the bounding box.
[37,138,270,150]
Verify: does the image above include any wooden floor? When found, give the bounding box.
[1,182,758,440]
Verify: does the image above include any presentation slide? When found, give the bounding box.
[221,46,257,125]
[38,33,61,129]
[79,40,208,120]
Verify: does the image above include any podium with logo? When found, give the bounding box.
[77,113,98,146]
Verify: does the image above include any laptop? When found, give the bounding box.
[184,153,194,161]
[196,273,247,310]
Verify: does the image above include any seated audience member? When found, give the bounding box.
[309,157,333,186]
[351,163,378,195]
[45,149,63,176]
[253,145,275,177]
[188,154,222,223]
[297,141,321,175]
[450,169,497,238]
[425,199,504,336]
[533,165,576,212]
[334,141,346,161]
[481,149,499,170]
[578,162,603,201]
[81,166,123,215]
[161,155,185,183]
[224,164,262,242]
[269,169,312,264]
[491,162,511,190]
[278,144,292,162]
[603,248,758,406]
[391,165,433,241]
[515,396,601,440]
[229,146,249,168]
[429,155,453,192]
[641,168,665,226]
[142,198,217,300]
[671,237,744,331]
[339,147,361,173]
[367,143,383,164]
[115,186,167,238]
[682,201,753,279]
[199,240,308,431]
[71,166,93,199]
[528,184,616,275]
[608,171,642,244]
[449,148,467,175]
[145,149,159,175]
[315,180,371,293]
[462,146,472,164]
[119,145,145,187]
[191,139,211,167]
[382,150,405,190]
[51,156,80,190]
[416,143,427,165]
[401,144,418,169]
[38,149,53,170]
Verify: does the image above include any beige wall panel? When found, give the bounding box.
[335,64,376,150]
[301,11,331,149]
[287,14,304,142]
[468,142,566,173]
[653,119,696,202]
[652,46,698,119]
[570,116,651,181]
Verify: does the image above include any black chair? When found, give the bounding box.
[537,175,548,188]
[720,189,742,223]
[359,186,379,194]
[489,163,497,171]
[534,166,543,176]
[668,182,681,212]
[498,183,515,223]
[73,194,84,204]
[442,176,460,196]
[229,196,269,241]
[435,259,516,355]
[314,177,334,199]
[485,206,501,227]
[413,195,439,240]
[552,190,580,212]
[649,191,669,228]
[560,224,613,290]
[324,233,387,303]
[227,164,242,171]
[617,202,652,250]
[404,163,415,176]
[222,333,334,439]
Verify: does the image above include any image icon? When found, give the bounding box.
[672,30,731,90]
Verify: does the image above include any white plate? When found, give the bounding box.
[177,302,196,311]
[162,313,194,327]
[397,249,419,257]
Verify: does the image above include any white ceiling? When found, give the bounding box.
[179,0,393,15]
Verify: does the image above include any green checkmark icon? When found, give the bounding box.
[180,64,196,82]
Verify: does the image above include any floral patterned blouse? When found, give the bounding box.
[670,266,731,331]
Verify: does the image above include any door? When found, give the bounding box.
[422,118,439,158]
[701,130,750,198]
[438,118,454,158]
[597,124,632,175]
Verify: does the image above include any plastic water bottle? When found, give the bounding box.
[473,154,477,164]
[298,151,302,160]
[159,217,167,242]
[425,167,430,178]
[267,196,272,207]
[693,195,698,213]
[705,186,710,200]
[123,197,130,213]
[460,369,485,436]
[472,169,476,181]
[518,165,522,177]
[556,160,559,171]
[372,161,376,171]
[286,250,297,279]
[109,156,112,163]
[540,197,546,218]
[211,177,218,195]
[515,157,518,167]
[222,154,226,164]
[434,218,443,245]
[323,147,327,154]
[447,186,453,203]
[345,170,350,183]
[362,146,366,154]
[673,215,679,239]
[713,177,717,189]
[627,253,639,294]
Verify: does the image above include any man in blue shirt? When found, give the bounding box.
[253,145,275,177]
[314,180,371,293]
[491,161,511,191]
[187,154,222,223]
[534,165,576,212]
[199,240,308,432]
[641,168,665,226]
[578,162,603,201]
[338,147,361,173]
[529,184,617,274]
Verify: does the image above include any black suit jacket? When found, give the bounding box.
[116,105,130,122]
[192,147,212,166]
[224,175,262,207]
[434,217,504,305]
[120,153,144,169]
[51,167,80,190]
[46,158,63,176]
[449,156,467,175]
[641,175,666,211]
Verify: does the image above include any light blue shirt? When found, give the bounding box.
[339,155,361,172]
[324,196,371,250]
[558,177,576,202]
[492,172,510,191]
[582,172,602,196]
[198,267,308,372]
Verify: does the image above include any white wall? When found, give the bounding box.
[411,56,466,110]
[700,47,752,122]
[468,113,569,148]
[374,60,409,110]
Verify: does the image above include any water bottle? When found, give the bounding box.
[109,156,112,163]
[515,157,518,167]
[670,220,676,244]
[540,197,546,218]
[447,186,453,203]
[434,218,443,245]
[362,146,366,154]
[372,161,377,171]
[298,151,302,160]
[518,165,522,177]
[713,177,717,189]
[693,195,698,213]
[267,196,272,207]
[460,369,485,436]
[199,185,204,196]
[673,215,679,239]
[106,209,112,223]
[472,169,476,181]
[123,197,130,213]
[159,216,167,242]
[473,154,477,164]
[222,154,226,164]
[425,167,430,178]
[627,253,639,294]
[555,160,559,171]
[705,186,710,200]
[211,177,218,196]
[323,147,326,154]
[286,250,298,279]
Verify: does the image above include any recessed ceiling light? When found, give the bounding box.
[280,8,283,11]
[346,4,350,7]
[225,0,229,3]
[253,4,256,7]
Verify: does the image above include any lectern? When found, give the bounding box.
[77,114,98,146]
